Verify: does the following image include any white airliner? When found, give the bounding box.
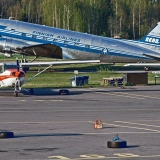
[0,18,160,65]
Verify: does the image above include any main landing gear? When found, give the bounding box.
[14,78,22,97]
[14,90,18,97]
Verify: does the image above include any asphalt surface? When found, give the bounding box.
[0,85,160,160]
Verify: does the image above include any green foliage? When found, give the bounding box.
[97,65,116,74]
[23,70,123,88]
[22,71,157,88]
[0,0,159,39]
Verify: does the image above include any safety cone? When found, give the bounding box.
[94,119,103,129]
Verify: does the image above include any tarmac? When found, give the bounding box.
[0,85,160,159]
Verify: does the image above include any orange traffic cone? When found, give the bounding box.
[94,119,103,129]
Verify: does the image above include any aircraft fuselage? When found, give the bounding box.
[0,19,159,63]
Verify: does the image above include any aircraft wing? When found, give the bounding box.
[124,53,160,67]
[143,53,160,61]
[20,60,100,67]
[124,63,160,67]
[16,44,62,59]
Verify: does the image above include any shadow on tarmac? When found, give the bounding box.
[126,145,140,148]
[22,88,84,96]
[14,133,83,138]
[0,88,83,96]
[1,85,160,97]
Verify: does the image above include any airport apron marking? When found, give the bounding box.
[96,92,144,99]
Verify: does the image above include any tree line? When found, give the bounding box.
[0,0,159,40]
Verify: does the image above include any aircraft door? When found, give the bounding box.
[4,38,12,53]
[101,39,109,55]
[91,37,103,59]
[92,37,109,54]
[0,38,6,52]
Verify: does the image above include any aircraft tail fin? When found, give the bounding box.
[140,22,160,45]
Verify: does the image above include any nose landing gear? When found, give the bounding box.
[14,78,22,97]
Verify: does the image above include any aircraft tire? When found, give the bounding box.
[107,140,127,148]
[59,89,69,95]
[29,88,34,95]
[0,131,14,138]
[14,91,18,97]
[144,67,149,71]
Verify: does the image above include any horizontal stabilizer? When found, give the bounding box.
[124,63,160,67]
[143,53,160,61]
[17,44,62,59]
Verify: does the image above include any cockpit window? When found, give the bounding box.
[20,72,25,77]
[12,72,15,76]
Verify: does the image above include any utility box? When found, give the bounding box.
[123,71,148,85]
[82,76,89,85]
[70,76,89,87]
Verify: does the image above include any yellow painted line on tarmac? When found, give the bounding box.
[17,100,63,102]
[113,154,160,159]
[115,121,160,128]
[48,155,70,159]
[47,154,160,159]
[83,131,160,134]
[103,122,160,132]
[88,121,160,132]
[96,92,144,99]
[115,92,160,99]
[136,155,160,159]
[113,153,139,158]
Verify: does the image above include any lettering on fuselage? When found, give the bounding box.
[33,31,54,38]
[57,35,81,43]
[145,37,159,44]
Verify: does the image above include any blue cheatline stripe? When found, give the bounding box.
[0,29,102,51]
[0,25,7,29]
[0,29,150,59]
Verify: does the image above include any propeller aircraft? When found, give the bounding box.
[0,59,100,97]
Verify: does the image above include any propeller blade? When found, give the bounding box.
[16,58,20,72]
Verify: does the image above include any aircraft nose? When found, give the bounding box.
[15,72,21,77]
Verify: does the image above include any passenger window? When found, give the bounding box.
[22,33,26,37]
[43,37,47,40]
[85,45,90,48]
[64,41,68,44]
[32,35,37,39]
[75,43,79,46]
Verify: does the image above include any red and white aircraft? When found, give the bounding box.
[0,59,100,97]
